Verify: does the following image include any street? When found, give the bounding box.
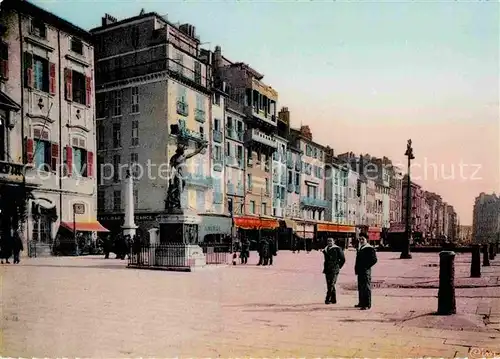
[1,250,499,357]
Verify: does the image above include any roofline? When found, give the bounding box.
[2,0,92,43]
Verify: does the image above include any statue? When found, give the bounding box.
[165,142,207,211]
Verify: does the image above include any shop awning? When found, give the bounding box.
[234,216,279,230]
[368,231,381,241]
[60,221,110,233]
[283,219,297,230]
[317,223,356,233]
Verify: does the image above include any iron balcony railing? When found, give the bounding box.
[195,109,206,123]
[300,196,329,208]
[184,173,213,188]
[177,101,189,116]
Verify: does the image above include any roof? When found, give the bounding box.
[0,91,20,111]
[2,0,92,43]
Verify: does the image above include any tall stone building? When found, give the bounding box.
[472,192,500,245]
[92,11,212,235]
[0,0,100,255]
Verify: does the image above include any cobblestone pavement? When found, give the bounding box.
[1,250,500,357]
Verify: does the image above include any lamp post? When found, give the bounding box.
[401,139,414,259]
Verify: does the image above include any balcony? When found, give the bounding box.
[245,128,277,149]
[213,192,223,204]
[213,158,223,171]
[195,109,206,123]
[287,183,294,193]
[245,106,277,127]
[179,126,203,142]
[300,197,328,208]
[212,130,223,143]
[177,101,189,116]
[184,173,213,188]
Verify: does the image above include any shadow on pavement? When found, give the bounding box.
[232,302,361,313]
[9,263,130,270]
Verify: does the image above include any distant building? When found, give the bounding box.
[472,192,500,245]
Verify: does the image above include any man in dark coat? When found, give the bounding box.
[239,239,250,264]
[354,233,378,310]
[322,238,345,304]
[268,238,277,265]
[12,231,23,264]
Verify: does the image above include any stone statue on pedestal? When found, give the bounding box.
[165,142,207,211]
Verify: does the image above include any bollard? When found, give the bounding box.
[483,244,490,266]
[489,244,495,260]
[471,245,481,278]
[438,251,456,315]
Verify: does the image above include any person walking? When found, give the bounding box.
[12,230,23,264]
[323,237,345,304]
[354,233,378,310]
[240,238,250,264]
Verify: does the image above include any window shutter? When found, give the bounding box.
[49,62,56,95]
[24,52,33,88]
[64,68,72,101]
[87,151,94,177]
[85,75,92,107]
[66,146,73,176]
[51,143,59,172]
[25,138,34,163]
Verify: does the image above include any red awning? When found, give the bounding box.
[368,231,381,241]
[234,216,279,230]
[60,221,110,233]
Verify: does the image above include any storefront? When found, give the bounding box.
[295,221,316,251]
[234,216,279,249]
[386,223,406,250]
[316,222,356,249]
[277,219,297,250]
[199,214,232,243]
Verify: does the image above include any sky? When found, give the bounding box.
[32,0,499,225]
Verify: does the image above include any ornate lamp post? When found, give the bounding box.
[401,139,414,259]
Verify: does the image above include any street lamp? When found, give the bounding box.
[401,139,414,259]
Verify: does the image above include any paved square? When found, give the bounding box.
[1,250,499,357]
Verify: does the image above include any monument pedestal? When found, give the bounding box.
[155,210,206,268]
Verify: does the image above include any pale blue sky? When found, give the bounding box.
[31,0,499,223]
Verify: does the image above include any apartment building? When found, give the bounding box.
[209,81,226,215]
[92,11,212,235]
[347,168,359,226]
[272,135,287,218]
[324,153,349,225]
[389,166,403,224]
[0,0,101,255]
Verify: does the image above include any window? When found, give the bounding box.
[131,86,139,113]
[33,56,49,92]
[113,123,121,148]
[34,138,51,171]
[175,51,184,74]
[0,42,8,79]
[70,38,83,55]
[247,173,252,191]
[113,155,120,182]
[196,93,204,111]
[250,200,256,214]
[113,190,121,211]
[73,145,88,177]
[214,118,220,131]
[71,70,86,105]
[225,142,231,157]
[178,84,187,102]
[295,172,300,186]
[262,203,267,216]
[96,93,107,118]
[194,61,202,84]
[236,145,243,166]
[0,115,4,161]
[33,213,52,244]
[31,19,46,38]
[131,121,139,146]
[213,93,220,106]
[98,190,105,210]
[113,90,122,116]
[213,145,222,161]
[265,178,270,194]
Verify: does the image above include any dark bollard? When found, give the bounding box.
[438,251,456,315]
[489,244,495,260]
[471,245,481,277]
[483,244,490,266]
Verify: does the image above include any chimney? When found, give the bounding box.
[278,107,290,125]
[102,13,117,27]
[300,125,312,141]
[213,45,222,71]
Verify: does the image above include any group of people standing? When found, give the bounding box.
[0,230,24,264]
[322,233,377,309]
[236,236,277,266]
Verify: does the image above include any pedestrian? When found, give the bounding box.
[323,237,345,304]
[269,237,277,265]
[354,233,378,310]
[1,233,12,264]
[12,230,23,264]
[240,238,250,264]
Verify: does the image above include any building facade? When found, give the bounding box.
[389,166,403,224]
[272,135,287,218]
[0,0,100,255]
[93,11,212,235]
[347,169,359,226]
[472,192,499,245]
[209,81,226,215]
